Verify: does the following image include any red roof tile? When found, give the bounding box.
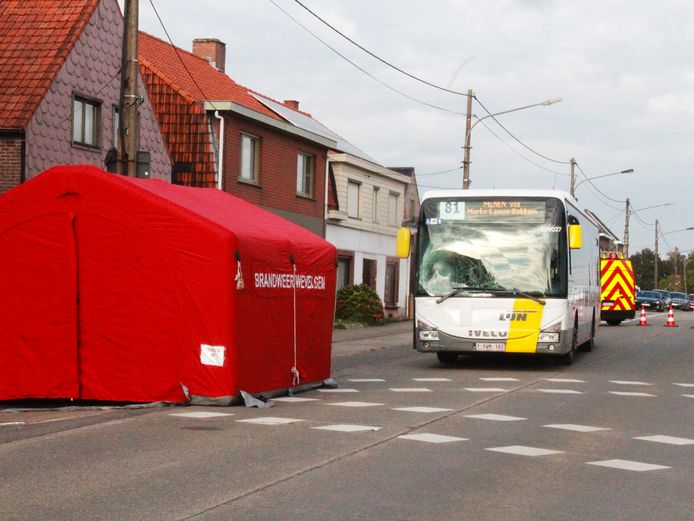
[138,32,284,122]
[0,0,99,129]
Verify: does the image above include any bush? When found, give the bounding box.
[335,284,384,325]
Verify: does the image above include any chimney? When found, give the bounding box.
[284,100,300,110]
[192,38,226,72]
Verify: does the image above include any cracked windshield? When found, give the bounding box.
[417,197,567,297]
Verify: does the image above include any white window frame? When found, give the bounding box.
[240,133,259,182]
[347,180,361,219]
[296,152,314,197]
[388,192,399,226]
[72,95,101,148]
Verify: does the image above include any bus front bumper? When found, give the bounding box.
[415,327,574,356]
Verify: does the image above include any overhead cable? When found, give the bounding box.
[290,0,469,97]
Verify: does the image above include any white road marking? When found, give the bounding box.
[413,378,452,382]
[465,413,526,422]
[464,387,507,392]
[480,377,519,382]
[237,417,302,425]
[587,459,670,472]
[169,412,233,419]
[271,397,320,403]
[318,388,359,393]
[328,401,384,408]
[609,391,656,397]
[486,445,563,457]
[313,424,380,432]
[0,422,25,426]
[398,433,467,443]
[389,388,432,392]
[673,383,694,387]
[634,435,694,445]
[537,389,583,394]
[393,407,454,413]
[610,380,652,386]
[347,378,386,382]
[683,394,694,399]
[546,378,585,383]
[544,424,610,432]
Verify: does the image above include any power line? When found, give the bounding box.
[575,162,626,206]
[473,95,571,165]
[267,0,467,116]
[416,167,461,177]
[148,0,219,111]
[290,0,469,97]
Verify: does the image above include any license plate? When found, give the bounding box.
[475,342,506,352]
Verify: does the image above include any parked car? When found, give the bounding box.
[688,294,694,312]
[653,289,672,308]
[636,290,666,312]
[669,291,690,311]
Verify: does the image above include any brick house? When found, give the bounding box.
[138,33,337,237]
[0,0,171,194]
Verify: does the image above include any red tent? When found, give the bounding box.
[0,166,336,404]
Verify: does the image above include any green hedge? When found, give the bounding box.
[335,284,384,325]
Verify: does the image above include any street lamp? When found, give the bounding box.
[624,201,672,257]
[571,168,634,197]
[462,96,563,189]
[655,226,694,289]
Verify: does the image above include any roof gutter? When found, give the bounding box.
[203,101,337,149]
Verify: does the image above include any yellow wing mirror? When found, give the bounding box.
[396,227,411,258]
[569,224,583,249]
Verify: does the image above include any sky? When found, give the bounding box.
[133,0,694,257]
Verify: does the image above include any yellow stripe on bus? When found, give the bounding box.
[505,298,545,353]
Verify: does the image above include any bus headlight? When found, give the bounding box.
[417,320,439,342]
[538,332,559,343]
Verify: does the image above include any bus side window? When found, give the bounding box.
[567,215,580,274]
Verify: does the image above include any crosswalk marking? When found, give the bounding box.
[544,424,610,432]
[464,387,506,392]
[486,445,563,457]
[480,377,519,382]
[271,397,320,403]
[587,459,670,472]
[169,412,233,419]
[328,401,384,408]
[634,435,694,445]
[393,407,453,413]
[389,388,432,392]
[546,378,585,383]
[537,389,582,394]
[610,380,652,386]
[413,378,451,382]
[237,417,302,425]
[347,378,386,382]
[313,424,380,432]
[398,433,467,443]
[465,413,526,422]
[609,391,656,397]
[318,388,359,393]
[673,383,694,387]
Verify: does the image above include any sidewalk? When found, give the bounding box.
[331,320,413,357]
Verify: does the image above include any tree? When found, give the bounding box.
[630,248,655,290]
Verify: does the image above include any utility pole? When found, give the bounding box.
[654,219,659,289]
[462,89,473,189]
[569,158,576,197]
[118,0,140,177]
[623,198,631,257]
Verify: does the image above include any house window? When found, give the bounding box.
[112,105,119,148]
[372,187,379,223]
[296,152,314,197]
[336,256,352,290]
[72,96,101,148]
[240,133,259,182]
[362,258,377,290]
[347,181,360,218]
[385,261,399,307]
[388,192,399,226]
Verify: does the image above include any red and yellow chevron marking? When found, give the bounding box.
[600,259,635,311]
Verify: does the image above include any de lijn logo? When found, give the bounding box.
[499,310,538,322]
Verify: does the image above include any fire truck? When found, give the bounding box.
[600,251,636,325]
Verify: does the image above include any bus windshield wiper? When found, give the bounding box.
[435,286,546,305]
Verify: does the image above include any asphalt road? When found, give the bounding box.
[1,311,693,521]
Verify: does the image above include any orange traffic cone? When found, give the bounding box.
[665,305,678,327]
[638,307,649,326]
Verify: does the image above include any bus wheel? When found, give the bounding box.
[437,352,458,364]
[560,323,577,365]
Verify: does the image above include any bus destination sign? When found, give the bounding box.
[439,200,546,223]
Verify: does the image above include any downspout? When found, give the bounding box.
[214,111,225,190]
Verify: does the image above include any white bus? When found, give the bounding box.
[397,190,600,365]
